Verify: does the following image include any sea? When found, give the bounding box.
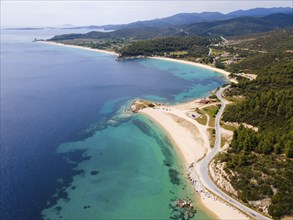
[0,29,228,219]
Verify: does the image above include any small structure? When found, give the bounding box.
[199,99,210,104]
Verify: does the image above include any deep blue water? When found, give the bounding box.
[1,29,227,219]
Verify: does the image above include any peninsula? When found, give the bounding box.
[41,16,293,220]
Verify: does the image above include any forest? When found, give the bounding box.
[220,31,293,218]
[118,36,217,58]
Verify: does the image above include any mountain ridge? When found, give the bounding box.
[49,13,293,41]
[74,7,292,30]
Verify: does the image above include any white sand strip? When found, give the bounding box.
[37,41,118,56]
[140,108,205,166]
[201,196,249,220]
[151,56,231,79]
[140,106,249,220]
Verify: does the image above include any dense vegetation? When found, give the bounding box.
[228,29,293,53]
[216,152,293,219]
[219,30,293,219]
[224,62,293,156]
[119,36,215,58]
[50,27,185,41]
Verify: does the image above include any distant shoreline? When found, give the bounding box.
[38,41,119,56]
[38,41,233,82]
[151,56,231,80]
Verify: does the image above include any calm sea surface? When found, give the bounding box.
[0,29,227,219]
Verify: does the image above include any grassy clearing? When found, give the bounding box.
[195,114,208,125]
[202,105,220,127]
[220,122,238,132]
[210,48,226,56]
[169,51,189,56]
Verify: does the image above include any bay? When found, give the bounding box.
[0,29,227,219]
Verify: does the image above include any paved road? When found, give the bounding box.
[197,86,271,220]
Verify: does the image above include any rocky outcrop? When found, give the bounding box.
[130,99,158,113]
[249,198,270,214]
[210,159,273,215]
[209,160,238,197]
[170,199,196,219]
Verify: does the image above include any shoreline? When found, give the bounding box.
[139,107,219,219]
[37,41,119,56]
[151,56,231,80]
[38,41,244,219]
[139,102,249,220]
[140,107,206,167]
[38,41,233,81]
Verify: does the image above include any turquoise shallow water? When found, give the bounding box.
[42,115,211,219]
[1,29,227,219]
[41,56,227,220]
[139,58,227,103]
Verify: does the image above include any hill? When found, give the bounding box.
[183,13,293,36]
[49,13,293,41]
[118,36,215,58]
[215,29,293,219]
[77,7,292,31]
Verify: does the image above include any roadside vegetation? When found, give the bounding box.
[218,30,293,219]
[208,128,216,148]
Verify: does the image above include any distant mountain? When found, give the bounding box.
[91,7,292,30]
[227,7,292,17]
[97,12,227,30]
[50,13,293,41]
[184,13,293,36]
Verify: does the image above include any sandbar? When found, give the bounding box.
[38,41,118,55]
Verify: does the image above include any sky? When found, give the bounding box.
[1,0,292,27]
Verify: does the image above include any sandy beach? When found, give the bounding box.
[38,41,119,56]
[151,56,231,79]
[141,107,206,166]
[140,102,249,220]
[39,41,234,81]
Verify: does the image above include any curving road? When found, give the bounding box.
[197,86,271,220]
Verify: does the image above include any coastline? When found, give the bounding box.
[151,56,231,80]
[140,107,206,166]
[38,41,233,81]
[139,103,249,220]
[37,41,119,56]
[38,41,245,219]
